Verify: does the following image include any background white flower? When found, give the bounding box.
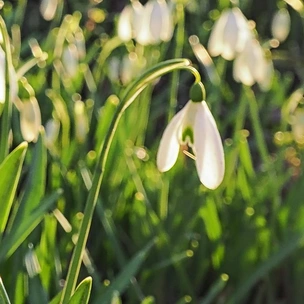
[118,0,173,46]
[271,8,291,43]
[208,7,251,60]
[20,97,42,143]
[233,38,273,89]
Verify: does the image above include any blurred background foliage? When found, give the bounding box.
[1,0,304,303]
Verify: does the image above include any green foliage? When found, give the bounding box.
[0,0,304,303]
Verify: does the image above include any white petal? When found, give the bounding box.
[117,5,133,42]
[20,98,42,143]
[222,10,239,60]
[156,105,187,172]
[40,0,58,21]
[271,8,290,42]
[62,44,78,77]
[136,2,153,45]
[159,1,174,42]
[233,39,255,86]
[208,10,229,57]
[193,101,225,189]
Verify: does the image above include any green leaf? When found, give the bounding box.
[15,130,46,219]
[199,274,228,304]
[49,291,62,304]
[199,197,222,241]
[68,277,92,304]
[0,142,28,234]
[0,189,63,261]
[93,239,156,304]
[0,277,11,304]
[227,233,304,303]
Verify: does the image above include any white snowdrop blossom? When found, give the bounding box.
[117,5,134,42]
[20,97,42,142]
[157,89,225,189]
[118,0,173,46]
[137,0,173,45]
[208,7,251,60]
[233,38,273,89]
[45,118,60,147]
[271,8,291,42]
[40,0,58,21]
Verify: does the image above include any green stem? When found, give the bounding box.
[233,87,248,137]
[0,17,14,163]
[168,3,185,122]
[245,86,269,163]
[60,58,201,303]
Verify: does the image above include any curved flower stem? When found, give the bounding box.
[60,58,201,303]
[168,3,185,122]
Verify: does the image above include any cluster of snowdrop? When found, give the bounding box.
[118,0,174,46]
[157,82,225,190]
[207,7,273,90]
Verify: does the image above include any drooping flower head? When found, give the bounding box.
[157,83,225,189]
[117,0,173,46]
[208,7,251,60]
[271,8,291,43]
[233,38,273,90]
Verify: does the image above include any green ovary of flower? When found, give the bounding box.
[182,126,194,145]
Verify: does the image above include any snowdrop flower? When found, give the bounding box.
[137,0,173,45]
[208,7,251,60]
[45,118,60,147]
[40,0,58,21]
[157,83,225,189]
[271,8,291,42]
[20,97,42,142]
[62,44,79,77]
[118,0,173,46]
[233,38,273,89]
[117,5,134,42]
[117,2,144,42]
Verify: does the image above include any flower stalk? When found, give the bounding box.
[60,58,201,303]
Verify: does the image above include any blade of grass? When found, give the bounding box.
[0,142,27,235]
[0,277,11,304]
[0,189,62,261]
[68,277,92,304]
[227,232,304,303]
[93,239,156,304]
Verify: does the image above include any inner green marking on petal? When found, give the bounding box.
[182,127,194,145]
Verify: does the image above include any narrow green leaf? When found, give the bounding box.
[15,130,46,219]
[0,277,11,304]
[0,189,62,261]
[49,291,62,304]
[93,239,156,304]
[199,274,228,304]
[199,197,222,241]
[0,142,28,234]
[68,277,92,304]
[227,233,304,303]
